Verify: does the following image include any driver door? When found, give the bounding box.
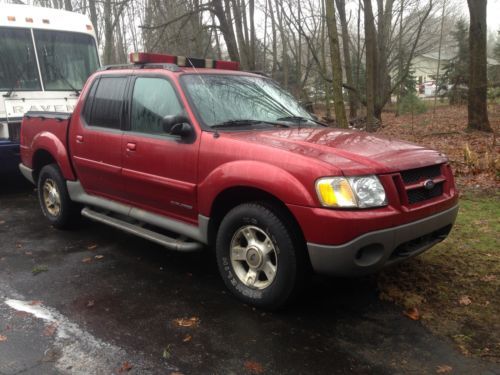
[122,76,200,223]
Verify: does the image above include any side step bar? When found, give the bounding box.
[81,207,203,252]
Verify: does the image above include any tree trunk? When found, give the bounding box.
[88,0,99,44]
[232,0,249,69]
[212,0,240,62]
[433,0,446,114]
[103,0,114,65]
[321,0,331,119]
[336,0,357,119]
[325,0,348,128]
[364,0,377,131]
[467,0,492,132]
[63,0,72,11]
[249,0,256,70]
[375,0,393,121]
[275,0,288,88]
[268,0,278,78]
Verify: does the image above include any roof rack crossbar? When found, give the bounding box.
[99,63,182,72]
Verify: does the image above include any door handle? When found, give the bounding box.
[126,142,137,151]
[76,135,84,143]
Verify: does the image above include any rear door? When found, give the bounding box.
[121,75,200,223]
[69,75,129,201]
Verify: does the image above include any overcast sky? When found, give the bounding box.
[487,0,500,32]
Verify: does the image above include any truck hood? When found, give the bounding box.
[226,128,447,175]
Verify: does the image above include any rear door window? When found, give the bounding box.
[130,77,183,135]
[89,77,127,129]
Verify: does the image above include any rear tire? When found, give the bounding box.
[216,202,307,310]
[37,164,79,229]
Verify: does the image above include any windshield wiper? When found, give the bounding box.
[43,54,80,96]
[276,116,327,127]
[211,119,289,129]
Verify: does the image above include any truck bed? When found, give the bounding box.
[20,111,71,170]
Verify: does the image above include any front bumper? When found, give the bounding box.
[307,204,459,276]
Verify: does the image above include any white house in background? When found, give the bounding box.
[411,50,456,85]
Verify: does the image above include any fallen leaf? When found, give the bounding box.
[182,334,192,343]
[43,323,57,337]
[32,265,48,275]
[481,275,496,282]
[403,307,420,321]
[82,257,92,263]
[436,364,453,373]
[94,255,104,260]
[29,300,42,306]
[117,361,133,373]
[162,346,171,359]
[459,296,472,306]
[173,317,200,328]
[87,300,95,308]
[169,372,184,375]
[0,335,7,342]
[244,360,264,374]
[87,244,98,250]
[0,220,5,224]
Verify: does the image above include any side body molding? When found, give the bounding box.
[67,181,209,244]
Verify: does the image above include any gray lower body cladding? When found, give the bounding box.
[307,204,459,276]
[66,180,209,246]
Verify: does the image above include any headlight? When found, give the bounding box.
[315,175,387,208]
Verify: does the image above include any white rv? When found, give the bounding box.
[0,4,99,173]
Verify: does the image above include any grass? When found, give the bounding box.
[378,193,500,361]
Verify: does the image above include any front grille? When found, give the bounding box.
[8,122,21,142]
[397,163,446,205]
[401,164,441,184]
[407,182,443,204]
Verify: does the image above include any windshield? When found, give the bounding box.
[181,74,314,127]
[0,27,41,91]
[34,30,99,91]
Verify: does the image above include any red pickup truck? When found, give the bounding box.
[19,52,459,309]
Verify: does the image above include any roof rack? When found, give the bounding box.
[99,63,182,72]
[129,52,240,71]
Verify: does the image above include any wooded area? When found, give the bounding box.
[6,0,500,133]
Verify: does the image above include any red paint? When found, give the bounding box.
[20,66,458,246]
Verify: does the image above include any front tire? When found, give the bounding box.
[216,202,307,310]
[37,164,79,229]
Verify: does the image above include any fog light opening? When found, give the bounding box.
[354,244,385,267]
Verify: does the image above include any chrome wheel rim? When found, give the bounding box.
[42,178,61,217]
[230,225,278,290]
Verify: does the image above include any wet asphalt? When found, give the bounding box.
[0,172,498,375]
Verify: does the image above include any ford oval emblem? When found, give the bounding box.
[423,179,435,190]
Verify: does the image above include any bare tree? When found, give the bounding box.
[335,0,357,119]
[466,0,492,132]
[325,0,348,128]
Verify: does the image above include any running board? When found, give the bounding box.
[81,207,203,252]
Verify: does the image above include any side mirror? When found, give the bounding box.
[162,114,192,138]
